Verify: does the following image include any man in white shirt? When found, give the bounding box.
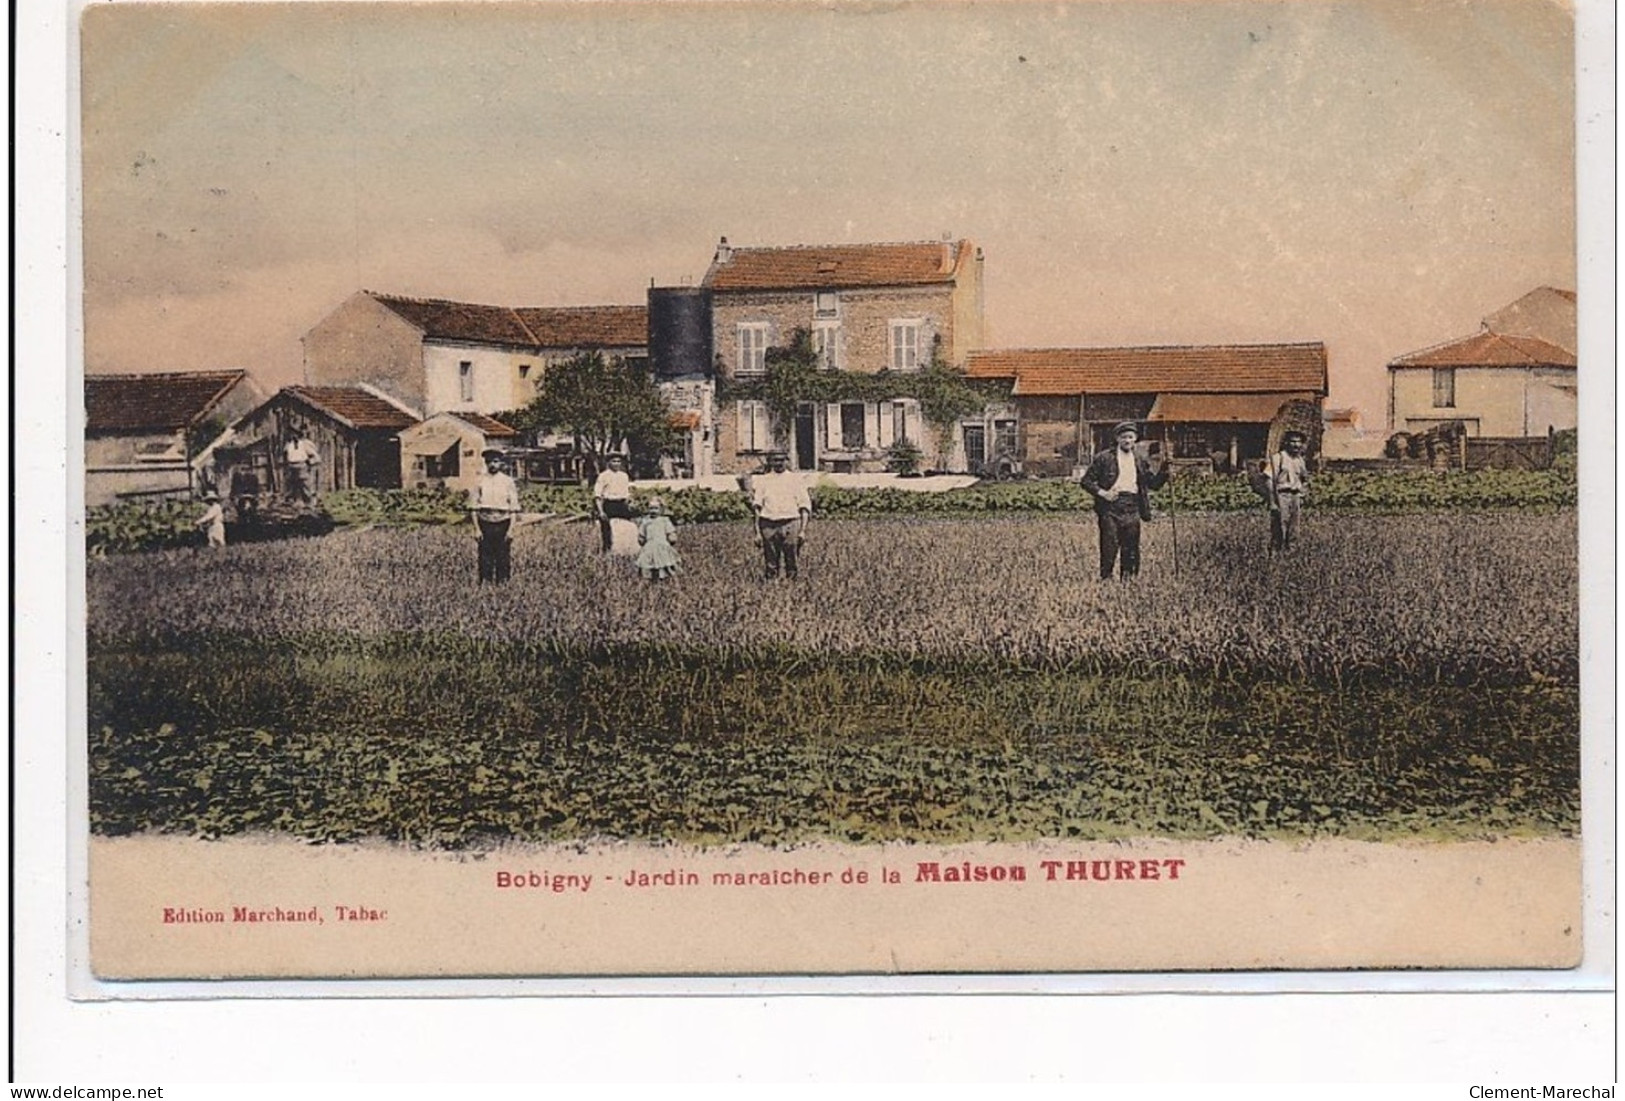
[469,449,521,583]
[749,451,812,580]
[592,454,633,554]
[1079,421,1169,580]
[1268,430,1311,553]
[283,433,321,504]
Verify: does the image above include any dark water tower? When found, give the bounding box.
[648,286,714,380]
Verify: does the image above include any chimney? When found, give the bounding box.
[715,236,733,264]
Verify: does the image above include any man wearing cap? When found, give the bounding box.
[592,454,634,555]
[1268,430,1311,553]
[1079,421,1170,580]
[750,451,812,580]
[469,448,521,583]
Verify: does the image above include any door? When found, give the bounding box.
[963,424,986,472]
[794,403,817,470]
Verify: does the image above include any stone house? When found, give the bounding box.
[701,238,987,473]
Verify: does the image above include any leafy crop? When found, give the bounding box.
[85,511,1579,847]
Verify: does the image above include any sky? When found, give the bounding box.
[78,0,1578,424]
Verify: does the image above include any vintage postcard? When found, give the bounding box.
[74,0,1597,984]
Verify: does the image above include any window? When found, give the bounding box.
[814,290,839,319]
[459,361,474,402]
[813,322,841,370]
[877,399,923,448]
[889,320,923,372]
[424,443,460,480]
[518,364,532,380]
[134,438,185,463]
[841,402,867,448]
[994,418,1018,458]
[738,400,773,452]
[1432,368,1456,408]
[737,323,770,376]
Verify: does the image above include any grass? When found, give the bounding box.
[86,512,1580,848]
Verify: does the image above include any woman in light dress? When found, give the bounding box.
[633,497,680,581]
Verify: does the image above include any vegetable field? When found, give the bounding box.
[87,511,1580,847]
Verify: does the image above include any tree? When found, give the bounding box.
[505,352,678,475]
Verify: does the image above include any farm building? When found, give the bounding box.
[399,411,519,493]
[211,384,421,497]
[1387,287,1576,438]
[700,237,987,474]
[963,343,1329,477]
[1321,407,1385,461]
[303,290,647,417]
[84,369,265,506]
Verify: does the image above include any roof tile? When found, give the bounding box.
[704,240,968,291]
[85,370,248,434]
[285,386,421,431]
[371,293,646,349]
[511,305,647,347]
[1389,330,1575,369]
[966,344,1328,395]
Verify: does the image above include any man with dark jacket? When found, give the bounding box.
[1079,421,1170,580]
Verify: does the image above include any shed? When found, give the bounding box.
[220,384,420,497]
[400,411,519,492]
[84,370,264,506]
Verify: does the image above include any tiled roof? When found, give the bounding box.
[966,343,1328,396]
[512,305,647,347]
[371,294,537,346]
[370,293,647,349]
[85,370,248,434]
[284,386,421,431]
[1147,392,1319,423]
[704,240,971,291]
[1483,286,1577,354]
[448,412,518,437]
[1389,330,1576,369]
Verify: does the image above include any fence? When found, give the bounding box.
[1465,436,1554,471]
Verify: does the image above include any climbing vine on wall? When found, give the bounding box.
[717,328,1009,429]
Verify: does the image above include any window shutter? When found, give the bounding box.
[903,400,924,445]
[877,402,895,448]
[738,402,754,451]
[755,404,773,449]
[825,404,843,449]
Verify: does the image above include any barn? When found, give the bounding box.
[214,384,421,497]
[964,343,1329,476]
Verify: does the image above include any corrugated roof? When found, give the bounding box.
[85,370,248,434]
[512,305,647,347]
[1147,393,1317,423]
[966,343,1327,396]
[447,411,518,437]
[370,293,646,349]
[1389,330,1576,369]
[285,386,421,431]
[704,240,970,291]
